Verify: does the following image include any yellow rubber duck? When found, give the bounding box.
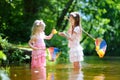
[52,29,57,34]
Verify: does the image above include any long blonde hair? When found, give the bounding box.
[31,20,46,37]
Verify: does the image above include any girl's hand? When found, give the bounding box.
[59,32,72,40]
[58,32,65,36]
[32,47,39,50]
[33,47,45,50]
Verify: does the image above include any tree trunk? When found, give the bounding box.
[56,0,74,31]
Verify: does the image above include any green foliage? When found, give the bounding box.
[8,48,24,64]
[56,51,69,64]
[78,0,120,56]
[0,36,30,65]
[0,67,10,80]
[0,36,11,50]
[0,0,120,57]
[0,51,7,61]
[3,47,30,65]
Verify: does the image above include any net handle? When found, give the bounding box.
[82,28,96,41]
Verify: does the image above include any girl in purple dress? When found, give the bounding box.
[29,20,54,68]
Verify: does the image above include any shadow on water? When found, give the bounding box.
[0,56,120,80]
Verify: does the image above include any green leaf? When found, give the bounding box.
[0,50,7,60]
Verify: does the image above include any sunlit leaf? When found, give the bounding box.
[0,50,7,60]
[106,0,115,4]
[116,3,120,9]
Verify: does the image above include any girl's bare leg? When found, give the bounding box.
[73,62,80,70]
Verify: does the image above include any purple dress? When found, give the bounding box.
[31,33,46,68]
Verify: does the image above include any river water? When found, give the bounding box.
[0,56,120,80]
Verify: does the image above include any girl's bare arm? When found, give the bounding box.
[59,32,72,40]
[28,38,38,50]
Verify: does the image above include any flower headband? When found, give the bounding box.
[35,20,46,27]
[70,12,80,17]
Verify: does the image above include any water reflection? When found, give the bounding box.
[47,68,84,80]
[93,74,105,80]
[7,57,120,80]
[47,68,106,80]
[68,69,84,80]
[31,67,46,80]
[0,70,10,80]
[47,72,54,80]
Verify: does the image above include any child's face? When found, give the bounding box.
[38,26,45,32]
[40,26,45,31]
[35,20,45,32]
[69,16,75,26]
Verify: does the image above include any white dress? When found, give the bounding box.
[68,26,84,63]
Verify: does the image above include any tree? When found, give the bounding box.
[0,0,120,56]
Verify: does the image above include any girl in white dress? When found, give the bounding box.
[59,12,84,69]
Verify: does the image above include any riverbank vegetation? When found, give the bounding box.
[0,0,120,65]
